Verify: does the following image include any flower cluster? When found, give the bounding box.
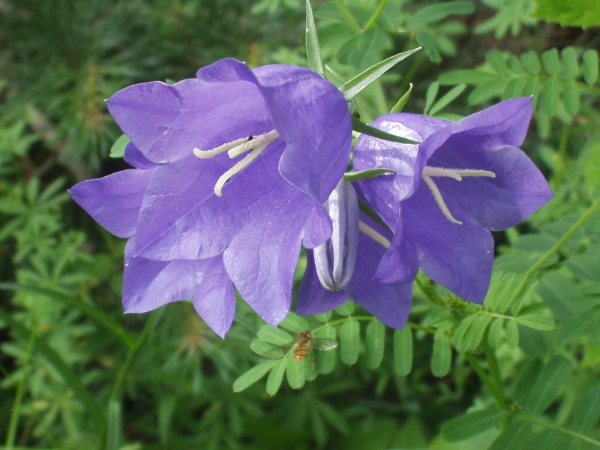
[70,58,552,337]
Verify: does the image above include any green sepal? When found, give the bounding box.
[390,83,413,113]
[352,116,420,145]
[343,168,396,183]
[339,48,421,100]
[305,0,323,75]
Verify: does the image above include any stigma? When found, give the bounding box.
[422,166,496,225]
[193,130,280,196]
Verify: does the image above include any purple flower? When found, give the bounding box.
[297,181,412,329]
[69,58,352,337]
[353,97,553,304]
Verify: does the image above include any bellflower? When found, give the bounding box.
[353,97,553,304]
[297,180,413,329]
[69,58,352,337]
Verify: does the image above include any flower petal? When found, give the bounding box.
[296,251,348,315]
[69,168,153,238]
[402,186,495,303]
[124,142,159,170]
[254,64,352,203]
[193,268,236,339]
[223,183,321,327]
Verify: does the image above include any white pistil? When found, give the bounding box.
[422,165,496,225]
[193,130,280,196]
[358,220,390,248]
[214,142,268,197]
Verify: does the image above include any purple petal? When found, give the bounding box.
[254,64,352,203]
[107,71,272,164]
[373,219,420,285]
[193,268,236,339]
[124,142,159,169]
[347,216,413,329]
[427,144,553,230]
[222,183,320,327]
[402,186,495,303]
[302,204,333,249]
[296,251,348,315]
[69,168,154,238]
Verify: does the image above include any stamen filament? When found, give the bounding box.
[214,142,268,196]
[423,166,496,180]
[194,136,251,159]
[422,174,463,225]
[228,130,279,158]
[358,220,390,248]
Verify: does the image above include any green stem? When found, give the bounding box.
[463,352,506,409]
[104,311,160,450]
[332,0,362,33]
[525,197,600,279]
[483,337,507,409]
[313,315,435,335]
[364,0,387,30]
[514,412,600,447]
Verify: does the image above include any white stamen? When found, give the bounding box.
[358,220,390,248]
[228,130,279,158]
[422,174,463,225]
[213,142,268,197]
[194,136,251,159]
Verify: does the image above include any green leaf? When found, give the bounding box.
[415,30,441,63]
[393,328,413,376]
[278,314,309,334]
[340,320,360,365]
[266,358,287,395]
[344,168,396,183]
[506,319,519,349]
[305,0,323,75]
[515,314,555,331]
[451,314,478,352]
[314,311,332,322]
[429,84,466,116]
[250,339,279,356]
[335,301,355,316]
[317,400,349,434]
[390,83,413,113]
[488,420,534,450]
[532,0,600,28]
[561,47,578,78]
[315,326,337,374]
[431,333,452,377]
[514,358,543,404]
[520,50,541,75]
[542,48,561,76]
[572,386,600,432]
[339,47,421,100]
[556,309,600,345]
[541,77,559,117]
[365,320,385,369]
[257,326,293,345]
[0,310,105,431]
[424,81,439,115]
[233,359,278,392]
[488,318,503,349]
[526,355,573,414]
[466,315,493,351]
[582,50,599,85]
[336,28,389,71]
[468,79,508,104]
[486,50,509,77]
[441,408,509,442]
[407,1,475,28]
[502,78,527,100]
[286,351,306,389]
[109,134,130,158]
[439,70,501,85]
[563,80,580,116]
[352,116,420,145]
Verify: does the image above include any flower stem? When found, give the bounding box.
[525,197,600,279]
[104,310,160,450]
[483,336,507,409]
[332,0,363,33]
[364,0,387,29]
[463,352,507,409]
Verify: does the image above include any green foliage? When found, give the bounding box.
[2,0,600,448]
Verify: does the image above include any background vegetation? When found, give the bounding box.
[1,0,599,448]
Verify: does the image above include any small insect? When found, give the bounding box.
[262,330,338,361]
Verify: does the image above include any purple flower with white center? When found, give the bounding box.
[69,58,352,337]
[297,180,413,329]
[353,97,553,304]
